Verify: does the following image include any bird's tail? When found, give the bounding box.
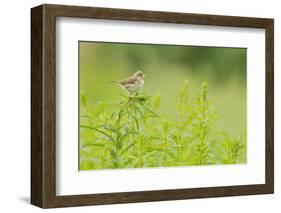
[107,80,117,83]
[107,81,122,86]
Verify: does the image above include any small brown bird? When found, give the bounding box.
[113,71,146,95]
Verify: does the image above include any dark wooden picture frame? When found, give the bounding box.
[31,4,274,208]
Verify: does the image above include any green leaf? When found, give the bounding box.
[80,125,114,142]
[120,142,137,156]
[81,143,105,149]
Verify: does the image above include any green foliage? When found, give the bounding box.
[80,81,246,170]
[222,133,246,164]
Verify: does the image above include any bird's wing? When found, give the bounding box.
[118,77,137,85]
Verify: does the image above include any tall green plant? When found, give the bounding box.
[79,81,246,170]
[193,82,211,164]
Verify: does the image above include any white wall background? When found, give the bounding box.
[0,0,279,212]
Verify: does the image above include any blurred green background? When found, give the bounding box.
[79,42,246,136]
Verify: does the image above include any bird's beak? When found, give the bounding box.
[143,74,146,78]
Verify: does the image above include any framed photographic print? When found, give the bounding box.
[31,4,274,208]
